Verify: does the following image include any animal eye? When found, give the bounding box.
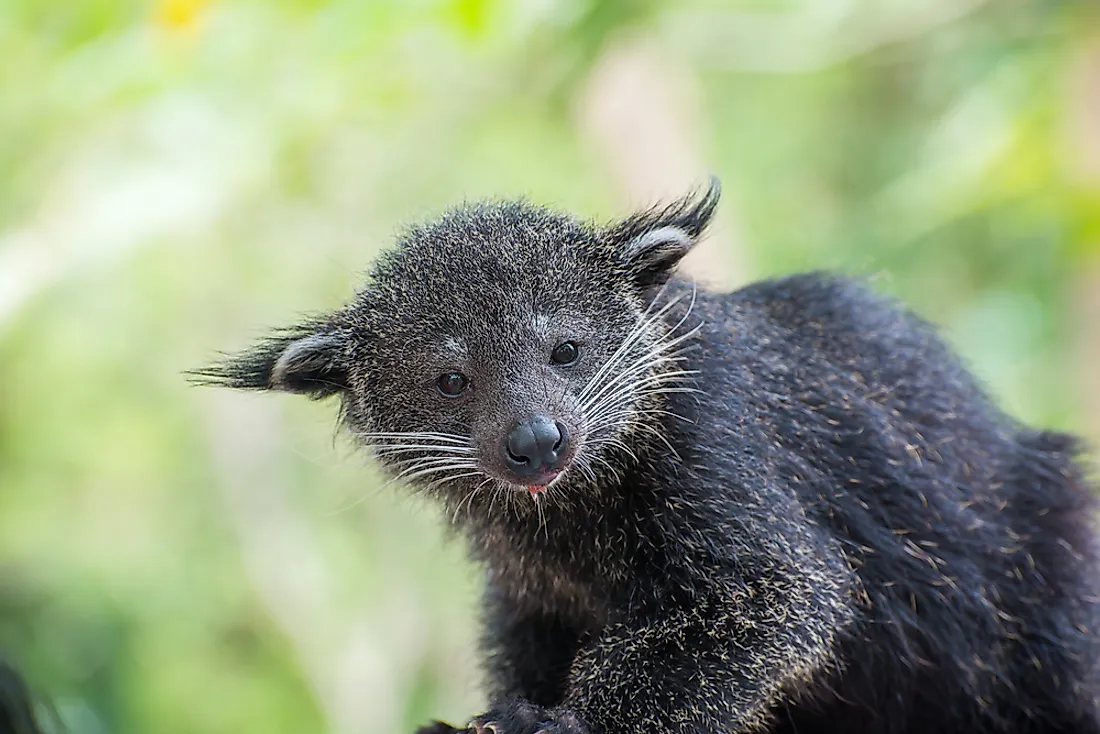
[550,341,580,366]
[437,371,469,397]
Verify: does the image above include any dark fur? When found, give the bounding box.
[194,180,1100,733]
[0,659,44,734]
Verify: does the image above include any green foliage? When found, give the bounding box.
[1,1,1096,732]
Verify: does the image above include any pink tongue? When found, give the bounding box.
[528,485,547,497]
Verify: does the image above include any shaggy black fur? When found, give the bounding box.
[0,659,42,734]
[194,179,1100,733]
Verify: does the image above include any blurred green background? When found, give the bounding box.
[2,1,1099,732]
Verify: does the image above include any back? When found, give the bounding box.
[668,272,1100,732]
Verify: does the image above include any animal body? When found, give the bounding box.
[195,179,1100,733]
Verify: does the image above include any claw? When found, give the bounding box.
[467,720,501,734]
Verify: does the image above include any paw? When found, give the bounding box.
[469,700,588,734]
[416,721,468,734]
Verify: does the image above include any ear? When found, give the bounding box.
[608,176,721,289]
[187,323,351,400]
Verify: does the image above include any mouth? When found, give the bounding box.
[525,468,567,498]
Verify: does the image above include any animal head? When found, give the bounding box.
[192,179,719,510]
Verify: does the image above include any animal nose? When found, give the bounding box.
[504,416,570,478]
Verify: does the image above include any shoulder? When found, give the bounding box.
[706,272,951,373]
[669,271,1002,438]
[731,272,908,334]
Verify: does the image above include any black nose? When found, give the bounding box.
[504,416,570,478]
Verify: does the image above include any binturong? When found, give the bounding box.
[191,179,1100,734]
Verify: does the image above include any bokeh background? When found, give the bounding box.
[2,1,1100,732]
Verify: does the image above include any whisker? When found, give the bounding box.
[582,373,700,432]
[356,431,472,445]
[584,384,701,429]
[575,308,680,405]
[626,421,682,459]
[452,476,494,524]
[370,443,476,456]
[588,435,639,463]
[586,451,622,478]
[586,367,700,405]
[578,325,702,414]
[396,462,481,486]
[388,454,477,470]
[324,459,473,515]
[587,407,692,433]
[534,493,548,541]
[385,458,478,485]
[573,454,598,483]
[488,482,502,518]
[576,291,692,403]
[419,470,483,494]
[570,287,703,485]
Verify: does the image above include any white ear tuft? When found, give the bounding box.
[624,226,694,261]
[270,333,348,395]
[609,177,721,289]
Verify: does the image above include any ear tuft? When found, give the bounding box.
[187,324,350,400]
[609,176,721,288]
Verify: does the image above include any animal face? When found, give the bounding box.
[192,180,719,508]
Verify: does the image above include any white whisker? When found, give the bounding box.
[370,443,476,456]
[451,477,495,524]
[576,291,692,403]
[397,462,481,486]
[357,431,472,445]
[578,316,701,415]
[587,407,692,433]
[419,470,483,494]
